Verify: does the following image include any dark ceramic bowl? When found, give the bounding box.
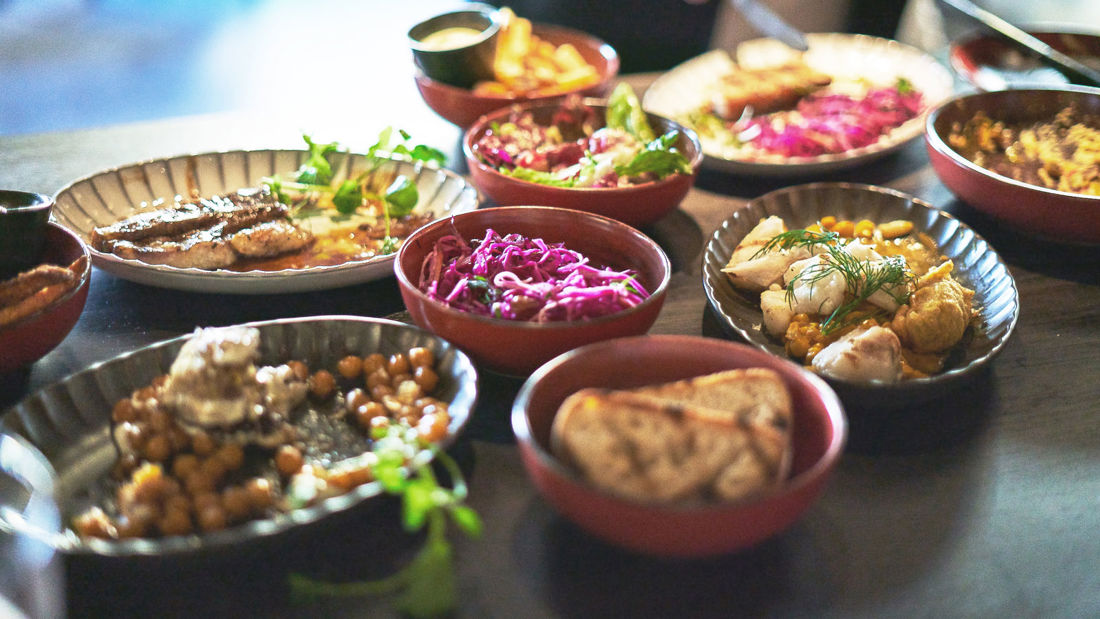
[0,190,53,280]
[414,22,619,128]
[393,206,671,376]
[407,5,501,89]
[463,99,702,228]
[702,183,1020,410]
[949,29,1100,91]
[512,335,847,557]
[0,223,91,374]
[925,87,1100,244]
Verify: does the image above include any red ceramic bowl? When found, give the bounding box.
[949,29,1100,91]
[414,23,619,129]
[925,87,1100,245]
[463,99,702,228]
[393,206,670,376]
[0,223,91,373]
[512,335,847,557]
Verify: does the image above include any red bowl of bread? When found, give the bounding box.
[393,206,670,376]
[0,222,91,373]
[512,334,847,557]
[463,97,702,228]
[414,17,619,129]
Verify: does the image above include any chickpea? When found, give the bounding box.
[275,445,304,478]
[243,478,275,510]
[389,373,412,390]
[200,456,228,483]
[115,516,148,539]
[193,492,221,512]
[133,475,170,504]
[366,367,391,390]
[172,453,200,479]
[112,398,137,423]
[413,366,439,393]
[167,426,191,451]
[215,443,245,472]
[396,380,422,405]
[286,360,310,382]
[336,355,363,380]
[345,388,370,412]
[361,353,385,375]
[146,408,172,433]
[368,415,391,439]
[416,413,450,444]
[158,508,193,537]
[184,469,217,496]
[221,486,252,522]
[197,504,228,532]
[164,494,192,516]
[309,369,336,400]
[142,434,172,463]
[386,353,410,377]
[73,508,114,539]
[135,385,157,402]
[370,384,395,401]
[407,347,434,369]
[355,402,386,431]
[191,431,217,457]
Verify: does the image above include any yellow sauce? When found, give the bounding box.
[419,26,484,51]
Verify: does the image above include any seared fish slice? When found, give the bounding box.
[229,220,314,258]
[105,223,238,269]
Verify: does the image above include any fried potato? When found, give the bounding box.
[0,257,85,328]
[474,7,600,97]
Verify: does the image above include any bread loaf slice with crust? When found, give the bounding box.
[550,368,793,504]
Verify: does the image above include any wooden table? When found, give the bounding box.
[2,74,1099,618]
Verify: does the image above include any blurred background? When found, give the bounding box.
[1,0,1096,136]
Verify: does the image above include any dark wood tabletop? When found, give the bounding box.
[1,72,1099,618]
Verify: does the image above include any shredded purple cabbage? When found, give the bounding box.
[417,228,650,322]
[744,85,924,157]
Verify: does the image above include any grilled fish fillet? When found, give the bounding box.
[709,62,832,121]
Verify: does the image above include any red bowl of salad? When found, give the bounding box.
[393,206,671,376]
[463,85,703,228]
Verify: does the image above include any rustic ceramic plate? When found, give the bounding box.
[52,150,480,294]
[0,316,479,557]
[702,183,1019,407]
[643,34,955,176]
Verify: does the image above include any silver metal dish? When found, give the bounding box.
[0,316,479,557]
[52,149,480,294]
[702,183,1019,408]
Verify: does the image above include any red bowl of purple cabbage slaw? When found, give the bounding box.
[394,206,671,375]
[463,98,702,228]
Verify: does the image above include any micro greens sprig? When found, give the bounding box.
[289,425,481,618]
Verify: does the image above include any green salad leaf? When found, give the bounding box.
[501,166,577,187]
[615,130,692,179]
[606,82,656,143]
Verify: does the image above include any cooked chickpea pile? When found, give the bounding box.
[73,346,450,542]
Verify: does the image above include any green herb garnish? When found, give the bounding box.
[606,82,656,143]
[615,130,693,179]
[897,76,914,95]
[289,426,481,618]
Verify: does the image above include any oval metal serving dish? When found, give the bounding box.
[52,149,480,294]
[0,316,478,557]
[702,183,1019,409]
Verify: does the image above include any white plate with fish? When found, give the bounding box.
[52,149,480,294]
[702,183,1018,408]
[643,34,955,176]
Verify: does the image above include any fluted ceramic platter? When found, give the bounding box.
[702,183,1019,407]
[0,316,479,557]
[53,150,480,294]
[643,34,955,176]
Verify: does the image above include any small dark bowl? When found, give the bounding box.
[925,87,1100,244]
[0,190,53,280]
[949,29,1100,91]
[408,5,501,89]
[414,22,619,128]
[512,335,847,557]
[393,206,671,376]
[0,223,91,374]
[463,99,702,227]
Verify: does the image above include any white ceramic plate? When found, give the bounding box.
[643,34,955,176]
[52,150,480,294]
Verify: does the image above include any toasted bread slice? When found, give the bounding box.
[630,367,793,483]
[551,385,789,504]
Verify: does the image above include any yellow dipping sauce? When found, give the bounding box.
[419,26,484,50]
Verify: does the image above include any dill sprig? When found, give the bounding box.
[786,245,913,335]
[751,228,839,259]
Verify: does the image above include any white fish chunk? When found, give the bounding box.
[723,216,810,291]
[757,255,848,337]
[812,325,903,383]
